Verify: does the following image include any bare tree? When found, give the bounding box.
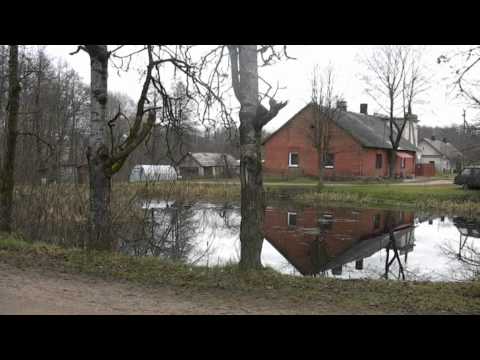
[438,46,480,108]
[228,45,288,269]
[361,45,428,178]
[73,45,237,250]
[70,45,158,250]
[0,45,20,232]
[438,46,480,131]
[310,64,339,187]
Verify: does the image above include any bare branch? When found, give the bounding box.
[69,46,88,56]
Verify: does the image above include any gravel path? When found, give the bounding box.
[0,263,210,314]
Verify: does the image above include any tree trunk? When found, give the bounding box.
[239,122,265,270]
[33,53,44,184]
[86,45,112,250]
[0,46,7,127]
[317,117,326,187]
[317,147,324,185]
[388,149,396,179]
[88,152,112,249]
[0,45,20,233]
[238,45,264,270]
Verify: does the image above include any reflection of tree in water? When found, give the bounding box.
[384,211,405,280]
[194,202,241,266]
[440,217,480,280]
[311,222,330,278]
[119,201,240,266]
[117,200,197,262]
[216,202,241,236]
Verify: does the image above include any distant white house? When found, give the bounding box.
[129,165,179,182]
[417,136,463,174]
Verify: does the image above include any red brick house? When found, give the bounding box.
[263,103,417,179]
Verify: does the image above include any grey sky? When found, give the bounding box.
[44,45,476,133]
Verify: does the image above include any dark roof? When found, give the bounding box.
[318,226,414,272]
[421,138,463,159]
[185,152,238,167]
[263,103,417,152]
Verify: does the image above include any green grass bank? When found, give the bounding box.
[1,236,479,314]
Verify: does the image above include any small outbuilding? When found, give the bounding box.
[417,136,463,174]
[129,165,178,182]
[177,152,238,179]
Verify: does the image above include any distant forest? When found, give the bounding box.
[0,46,240,184]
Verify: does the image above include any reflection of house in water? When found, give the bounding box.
[454,217,480,239]
[263,206,415,277]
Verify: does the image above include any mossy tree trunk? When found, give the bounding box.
[0,45,20,233]
[80,45,157,250]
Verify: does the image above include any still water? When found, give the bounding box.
[118,200,480,282]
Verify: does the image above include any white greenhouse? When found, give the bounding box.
[129,165,179,182]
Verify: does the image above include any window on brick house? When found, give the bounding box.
[287,212,297,226]
[373,214,381,229]
[401,157,406,168]
[376,154,382,169]
[288,152,299,167]
[324,153,334,168]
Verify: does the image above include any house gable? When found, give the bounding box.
[178,153,203,168]
[262,104,311,146]
[418,139,441,157]
[263,106,370,177]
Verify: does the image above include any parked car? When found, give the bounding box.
[454,166,480,189]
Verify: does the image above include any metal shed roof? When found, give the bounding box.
[186,152,238,167]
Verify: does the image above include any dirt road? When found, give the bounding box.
[0,262,338,315]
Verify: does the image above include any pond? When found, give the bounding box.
[117,200,480,282]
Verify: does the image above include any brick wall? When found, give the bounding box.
[415,163,435,177]
[263,106,416,178]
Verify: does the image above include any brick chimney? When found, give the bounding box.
[336,100,347,111]
[360,103,368,115]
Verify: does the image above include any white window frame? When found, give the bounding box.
[324,153,334,169]
[288,152,299,167]
[287,212,297,226]
[401,157,406,169]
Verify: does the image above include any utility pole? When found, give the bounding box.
[462,109,467,168]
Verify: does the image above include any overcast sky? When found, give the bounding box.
[44,45,477,133]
